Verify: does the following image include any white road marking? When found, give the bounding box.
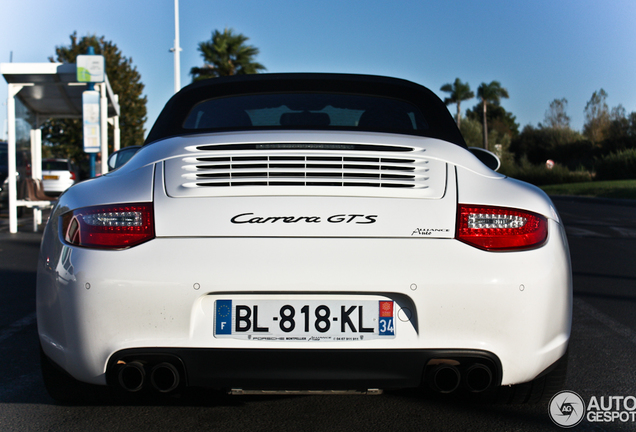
[0,312,37,344]
[565,227,609,238]
[610,226,636,238]
[575,298,636,346]
[566,225,636,238]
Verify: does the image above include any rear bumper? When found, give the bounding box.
[37,222,571,388]
[42,180,74,193]
[107,348,502,391]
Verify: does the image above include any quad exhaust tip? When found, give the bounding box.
[464,363,493,393]
[427,364,461,394]
[117,361,181,393]
[150,362,181,393]
[425,361,494,394]
[117,361,146,392]
[115,357,494,396]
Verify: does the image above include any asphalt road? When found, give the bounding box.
[0,196,635,431]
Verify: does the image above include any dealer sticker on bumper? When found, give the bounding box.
[215,299,395,341]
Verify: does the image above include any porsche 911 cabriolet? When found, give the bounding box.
[37,73,571,404]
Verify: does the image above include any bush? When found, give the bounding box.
[499,157,592,186]
[510,125,584,165]
[594,148,636,181]
[550,139,599,171]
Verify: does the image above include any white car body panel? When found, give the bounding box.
[37,220,570,386]
[57,163,155,209]
[155,164,457,239]
[36,74,571,399]
[37,132,571,386]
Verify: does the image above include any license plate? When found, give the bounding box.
[214,299,395,341]
[43,175,59,180]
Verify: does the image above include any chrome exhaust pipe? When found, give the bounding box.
[464,363,493,393]
[150,362,180,393]
[118,361,146,392]
[427,364,461,394]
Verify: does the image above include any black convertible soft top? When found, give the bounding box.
[145,73,467,148]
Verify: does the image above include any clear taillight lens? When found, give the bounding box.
[62,203,155,249]
[456,205,548,251]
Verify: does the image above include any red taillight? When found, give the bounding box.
[456,204,548,251]
[62,203,155,249]
[70,172,76,181]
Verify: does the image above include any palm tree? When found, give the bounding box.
[440,78,474,128]
[190,28,266,81]
[477,81,509,150]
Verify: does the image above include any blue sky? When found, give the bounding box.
[2,0,636,139]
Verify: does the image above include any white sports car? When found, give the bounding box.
[37,73,571,403]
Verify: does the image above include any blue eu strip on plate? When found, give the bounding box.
[215,300,232,335]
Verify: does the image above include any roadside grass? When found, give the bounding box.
[540,179,636,200]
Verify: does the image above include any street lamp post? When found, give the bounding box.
[170,0,182,94]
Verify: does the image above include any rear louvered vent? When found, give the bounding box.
[181,154,428,189]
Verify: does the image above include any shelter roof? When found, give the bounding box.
[1,62,120,119]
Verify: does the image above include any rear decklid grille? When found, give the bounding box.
[191,154,421,189]
[164,140,447,198]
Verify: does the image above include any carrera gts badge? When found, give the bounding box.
[231,213,377,224]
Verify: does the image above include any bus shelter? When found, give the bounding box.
[1,62,120,233]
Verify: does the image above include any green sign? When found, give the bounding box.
[77,55,105,82]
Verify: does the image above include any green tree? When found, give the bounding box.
[190,28,266,81]
[41,32,147,175]
[583,89,610,144]
[466,102,518,148]
[476,81,509,150]
[606,105,628,142]
[440,78,474,128]
[602,105,636,153]
[459,117,482,148]
[543,98,571,129]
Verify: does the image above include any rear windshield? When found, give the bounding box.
[183,94,429,134]
[43,161,69,171]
